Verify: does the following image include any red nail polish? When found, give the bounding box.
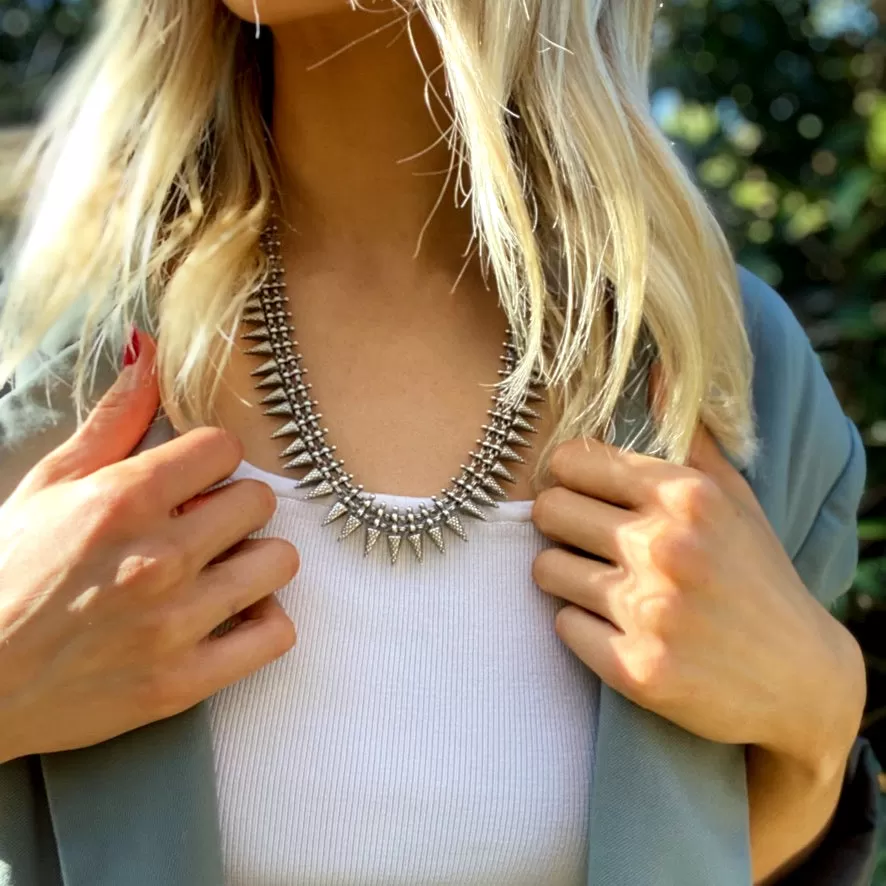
[123,328,141,367]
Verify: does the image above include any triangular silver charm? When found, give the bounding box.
[295,468,324,487]
[245,341,275,357]
[250,358,278,377]
[284,452,313,470]
[339,515,362,539]
[264,402,293,417]
[280,438,307,457]
[458,499,487,521]
[469,486,498,507]
[387,535,403,565]
[306,481,334,499]
[505,430,532,448]
[364,527,381,557]
[427,526,446,553]
[271,420,302,439]
[260,388,288,405]
[518,404,543,420]
[242,309,266,324]
[480,476,508,499]
[244,295,262,311]
[490,461,517,484]
[510,415,535,433]
[242,326,270,341]
[498,445,525,464]
[444,513,469,541]
[407,533,423,562]
[255,372,283,389]
[323,501,349,525]
[526,388,544,402]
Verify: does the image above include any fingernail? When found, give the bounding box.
[123,327,141,367]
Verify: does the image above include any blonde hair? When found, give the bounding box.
[0,0,755,475]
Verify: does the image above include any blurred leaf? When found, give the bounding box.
[860,520,886,542]
[855,557,886,599]
[831,167,877,230]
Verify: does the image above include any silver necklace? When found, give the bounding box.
[242,220,544,565]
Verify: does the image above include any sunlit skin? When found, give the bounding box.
[0,4,865,886]
[223,0,377,24]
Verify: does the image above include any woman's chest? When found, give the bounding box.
[211,284,554,502]
[207,484,598,886]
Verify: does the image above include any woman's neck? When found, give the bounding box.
[269,8,475,284]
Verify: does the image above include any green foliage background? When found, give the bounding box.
[1,0,885,873]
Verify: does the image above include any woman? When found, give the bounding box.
[0,1,879,884]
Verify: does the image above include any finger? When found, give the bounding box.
[187,595,296,695]
[648,362,755,508]
[533,546,622,627]
[532,486,632,564]
[26,331,160,489]
[124,425,244,509]
[183,536,300,638]
[175,479,279,569]
[687,424,757,508]
[548,438,657,510]
[554,604,624,687]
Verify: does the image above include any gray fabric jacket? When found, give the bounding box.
[0,267,879,885]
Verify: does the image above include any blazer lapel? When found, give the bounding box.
[583,377,753,885]
[585,690,751,885]
[40,704,223,886]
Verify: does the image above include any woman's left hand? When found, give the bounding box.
[531,427,865,776]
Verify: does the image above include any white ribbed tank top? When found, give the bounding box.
[208,460,599,886]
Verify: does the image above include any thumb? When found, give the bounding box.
[32,329,161,487]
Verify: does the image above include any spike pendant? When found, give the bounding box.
[246,220,545,566]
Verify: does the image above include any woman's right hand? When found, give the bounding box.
[0,332,299,763]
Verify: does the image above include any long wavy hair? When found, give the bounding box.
[0,0,755,475]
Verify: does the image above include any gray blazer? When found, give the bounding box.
[0,268,879,885]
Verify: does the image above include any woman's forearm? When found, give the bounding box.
[748,740,854,884]
[746,601,866,885]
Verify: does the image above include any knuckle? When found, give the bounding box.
[663,473,721,524]
[620,640,673,700]
[635,588,684,637]
[118,539,190,592]
[647,525,704,581]
[25,457,67,491]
